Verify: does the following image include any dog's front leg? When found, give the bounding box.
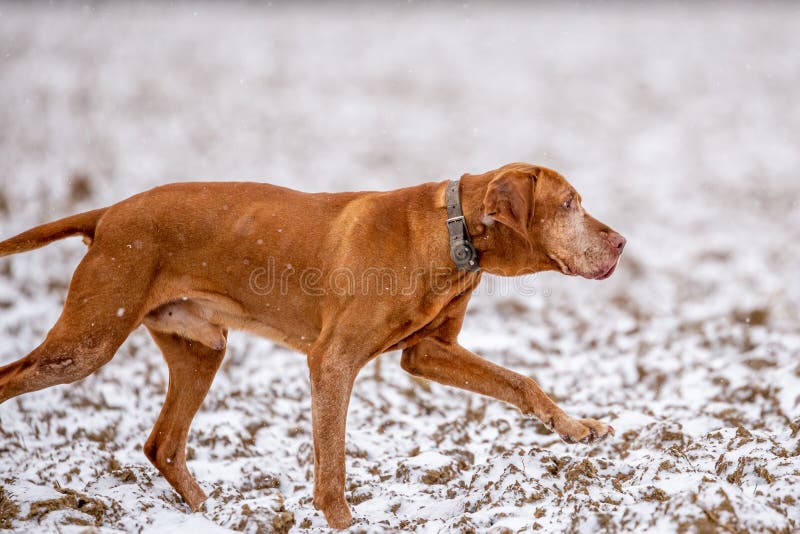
[307,352,359,529]
[401,338,613,443]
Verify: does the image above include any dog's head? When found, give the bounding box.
[475,163,625,279]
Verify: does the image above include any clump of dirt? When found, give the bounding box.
[659,426,686,445]
[642,487,669,502]
[543,454,571,476]
[743,357,777,370]
[395,463,411,482]
[445,448,475,470]
[0,189,9,216]
[422,464,458,485]
[678,516,722,534]
[725,457,749,486]
[691,488,742,534]
[68,172,94,204]
[115,468,138,483]
[24,487,111,525]
[349,491,373,505]
[107,456,138,483]
[0,487,20,529]
[229,492,295,534]
[565,459,597,482]
[270,497,295,534]
[754,464,775,484]
[240,471,281,492]
[419,447,476,485]
[733,308,769,326]
[496,300,530,319]
[346,443,369,459]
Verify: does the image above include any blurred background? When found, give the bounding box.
[1,2,798,532]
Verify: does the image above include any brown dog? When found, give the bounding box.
[0,163,625,528]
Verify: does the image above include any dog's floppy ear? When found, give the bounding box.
[482,169,535,241]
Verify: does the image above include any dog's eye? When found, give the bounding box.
[562,197,574,210]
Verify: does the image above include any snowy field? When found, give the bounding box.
[1,2,799,532]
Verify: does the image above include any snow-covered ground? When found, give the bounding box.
[1,2,799,532]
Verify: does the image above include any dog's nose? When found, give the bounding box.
[608,232,626,254]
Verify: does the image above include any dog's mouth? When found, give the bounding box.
[594,261,618,280]
[549,254,576,276]
[550,254,621,280]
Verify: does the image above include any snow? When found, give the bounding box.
[1,2,799,533]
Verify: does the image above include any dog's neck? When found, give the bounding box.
[456,173,553,277]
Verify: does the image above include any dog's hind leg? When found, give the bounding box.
[0,249,154,404]
[143,327,227,511]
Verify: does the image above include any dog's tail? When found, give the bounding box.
[0,208,108,258]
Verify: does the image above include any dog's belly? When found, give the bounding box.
[208,308,315,352]
[143,296,316,353]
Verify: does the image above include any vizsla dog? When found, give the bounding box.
[0,163,625,528]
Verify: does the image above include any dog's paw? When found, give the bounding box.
[314,494,353,529]
[322,503,353,530]
[550,415,614,444]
